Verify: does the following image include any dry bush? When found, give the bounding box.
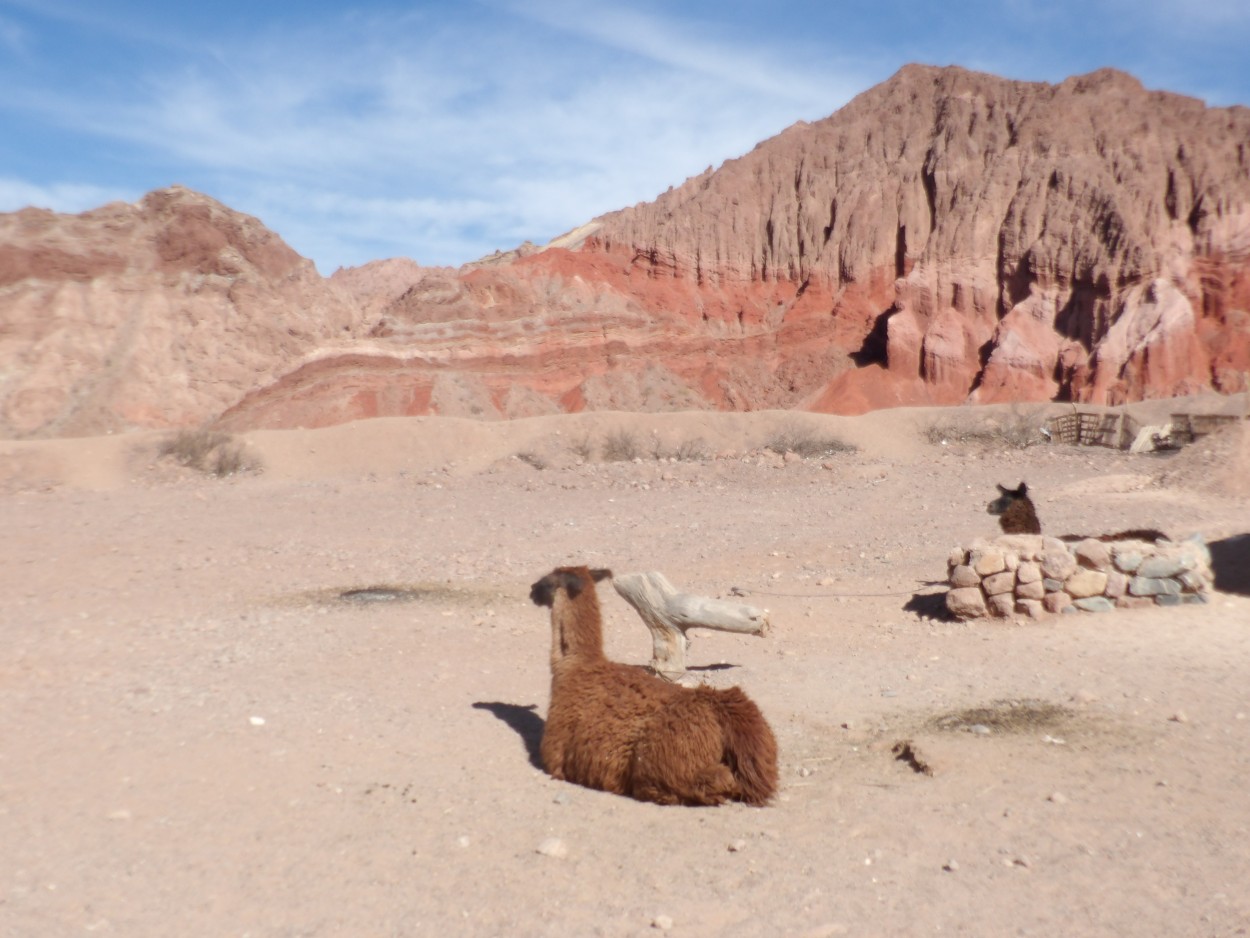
[568,435,596,462]
[765,422,856,458]
[925,407,1043,450]
[159,429,262,477]
[643,436,711,462]
[602,429,643,462]
[668,437,711,462]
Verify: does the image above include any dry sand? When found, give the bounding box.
[3,401,1249,937]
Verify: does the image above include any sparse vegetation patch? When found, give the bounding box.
[925,407,1044,450]
[158,429,262,477]
[602,429,643,462]
[765,422,857,458]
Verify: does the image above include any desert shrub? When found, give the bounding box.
[602,429,643,462]
[925,407,1042,450]
[568,435,595,462]
[669,437,711,462]
[159,429,262,477]
[765,422,856,458]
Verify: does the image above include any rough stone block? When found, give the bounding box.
[983,571,1016,596]
[995,534,1044,560]
[1065,569,1108,599]
[1154,593,1184,607]
[1041,549,1076,581]
[946,587,987,619]
[1004,552,1020,572]
[1041,536,1068,555]
[1129,576,1182,597]
[1113,548,1144,573]
[972,550,1007,577]
[1182,535,1212,567]
[1138,554,1187,579]
[986,593,1015,618]
[1179,569,1211,592]
[1181,592,1209,605]
[948,547,968,567]
[1043,591,1073,614]
[949,564,980,588]
[1016,579,1045,601]
[1043,578,1064,592]
[1016,561,1041,585]
[1016,598,1045,619]
[1074,596,1114,613]
[1074,538,1111,570]
[1104,570,1128,598]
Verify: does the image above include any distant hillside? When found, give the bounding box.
[2,65,1248,438]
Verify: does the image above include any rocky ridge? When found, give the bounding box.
[1,65,1248,437]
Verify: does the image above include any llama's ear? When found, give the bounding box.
[997,483,1010,495]
[590,568,613,583]
[1017,482,1029,496]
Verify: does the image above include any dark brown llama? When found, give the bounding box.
[530,566,778,807]
[987,482,1041,534]
[986,482,1168,542]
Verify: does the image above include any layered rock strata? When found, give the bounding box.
[2,64,1249,437]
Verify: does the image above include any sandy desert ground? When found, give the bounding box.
[3,399,1250,938]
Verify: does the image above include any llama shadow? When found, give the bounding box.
[903,588,955,621]
[472,702,545,769]
[1209,534,1250,597]
[905,587,950,625]
[688,663,738,673]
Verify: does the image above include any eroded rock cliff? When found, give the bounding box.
[2,65,1248,437]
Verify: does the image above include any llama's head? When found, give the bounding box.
[986,482,1028,517]
[986,482,1041,534]
[529,566,613,607]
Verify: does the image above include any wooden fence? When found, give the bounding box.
[1045,411,1141,449]
[1046,409,1246,450]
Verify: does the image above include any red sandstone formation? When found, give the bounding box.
[1,65,1248,437]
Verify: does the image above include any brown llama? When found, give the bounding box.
[987,482,1041,534]
[530,566,778,807]
[986,481,1168,542]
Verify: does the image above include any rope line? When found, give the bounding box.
[730,581,946,600]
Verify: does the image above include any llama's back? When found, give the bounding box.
[543,657,681,794]
[709,686,779,806]
[629,684,779,806]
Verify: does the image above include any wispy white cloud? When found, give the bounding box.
[504,0,852,106]
[0,4,864,269]
[1,1,1244,272]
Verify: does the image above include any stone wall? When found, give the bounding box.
[945,534,1213,619]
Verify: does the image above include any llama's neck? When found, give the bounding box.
[551,588,606,665]
[1001,498,1041,535]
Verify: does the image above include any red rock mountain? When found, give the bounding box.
[2,65,1248,437]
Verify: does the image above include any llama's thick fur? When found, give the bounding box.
[986,481,1168,542]
[987,482,1041,534]
[530,566,778,807]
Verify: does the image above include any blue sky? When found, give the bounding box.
[1,1,1248,273]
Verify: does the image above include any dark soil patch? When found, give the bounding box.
[929,698,1075,735]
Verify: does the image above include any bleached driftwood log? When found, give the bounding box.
[612,572,770,682]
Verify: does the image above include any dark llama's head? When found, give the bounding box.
[987,482,1041,534]
[529,566,613,607]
